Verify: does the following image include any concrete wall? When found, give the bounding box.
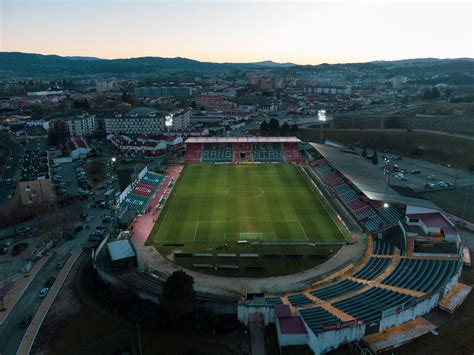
[238,303,274,326]
[275,316,309,347]
[305,322,365,355]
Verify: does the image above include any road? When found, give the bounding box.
[0,188,115,355]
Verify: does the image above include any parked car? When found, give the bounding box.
[39,288,49,298]
[45,277,56,288]
[56,261,66,269]
[427,175,436,180]
[411,169,421,174]
[17,226,31,235]
[438,181,449,187]
[19,314,33,328]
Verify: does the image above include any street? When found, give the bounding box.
[0,187,115,355]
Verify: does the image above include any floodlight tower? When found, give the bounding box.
[318,109,326,143]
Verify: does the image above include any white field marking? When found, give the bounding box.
[170,238,313,243]
[297,220,309,241]
[193,221,199,241]
[153,180,180,243]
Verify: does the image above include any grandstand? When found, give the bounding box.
[184,137,302,163]
[239,238,465,354]
[117,169,163,214]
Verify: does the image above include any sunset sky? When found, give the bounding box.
[1,0,473,64]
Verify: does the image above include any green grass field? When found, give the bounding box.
[148,164,346,246]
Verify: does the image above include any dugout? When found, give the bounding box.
[107,239,137,270]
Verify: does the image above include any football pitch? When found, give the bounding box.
[147,164,347,249]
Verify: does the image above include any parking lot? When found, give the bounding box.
[378,153,474,192]
[0,134,24,203]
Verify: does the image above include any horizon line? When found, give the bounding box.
[3,51,474,66]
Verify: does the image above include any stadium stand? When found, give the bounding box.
[184,137,301,163]
[381,258,459,293]
[252,142,284,162]
[118,171,163,214]
[333,287,417,324]
[311,279,365,301]
[288,293,315,307]
[202,143,233,162]
[353,257,391,280]
[372,239,395,255]
[299,307,341,334]
[282,142,301,162]
[184,143,202,163]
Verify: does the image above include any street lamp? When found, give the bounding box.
[383,202,389,209]
[111,157,116,163]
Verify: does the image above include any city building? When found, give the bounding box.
[19,150,54,206]
[66,136,92,160]
[61,113,98,137]
[196,94,237,110]
[133,86,193,98]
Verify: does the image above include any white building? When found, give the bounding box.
[104,113,165,135]
[167,110,191,130]
[65,113,97,136]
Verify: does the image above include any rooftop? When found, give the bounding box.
[310,143,439,210]
[107,239,136,261]
[186,136,301,143]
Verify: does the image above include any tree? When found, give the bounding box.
[161,271,195,323]
[260,120,269,131]
[291,123,299,131]
[269,118,280,131]
[361,146,368,158]
[280,121,290,132]
[371,149,379,165]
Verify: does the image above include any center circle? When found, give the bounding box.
[227,185,264,199]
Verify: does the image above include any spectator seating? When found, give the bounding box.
[353,257,391,280]
[184,143,203,163]
[233,143,253,162]
[372,239,395,255]
[335,184,351,194]
[252,142,284,162]
[202,143,233,162]
[346,198,367,211]
[265,297,283,306]
[311,279,365,301]
[333,287,416,324]
[381,258,459,293]
[299,307,341,334]
[353,206,376,221]
[288,293,314,307]
[282,142,301,162]
[380,205,403,224]
[414,241,459,254]
[362,215,385,232]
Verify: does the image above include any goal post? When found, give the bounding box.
[239,232,263,241]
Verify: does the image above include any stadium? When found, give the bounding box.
[93,136,469,354]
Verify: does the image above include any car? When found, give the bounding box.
[19,314,33,328]
[102,216,112,223]
[85,216,92,223]
[17,226,31,235]
[425,182,436,189]
[438,181,449,187]
[411,169,421,174]
[88,234,102,242]
[66,181,72,186]
[427,175,436,180]
[39,288,49,298]
[56,261,66,269]
[45,277,56,288]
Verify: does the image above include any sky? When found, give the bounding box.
[1,0,473,64]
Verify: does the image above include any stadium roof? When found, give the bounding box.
[186,136,301,143]
[310,143,439,210]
